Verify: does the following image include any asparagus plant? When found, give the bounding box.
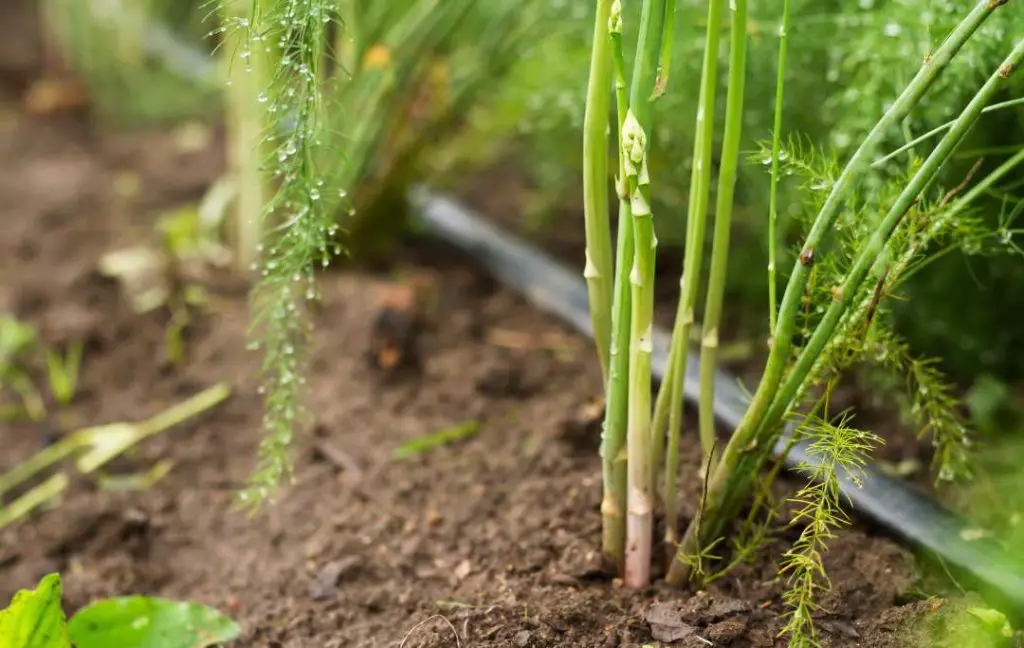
[582,0,1018,633]
[621,0,668,588]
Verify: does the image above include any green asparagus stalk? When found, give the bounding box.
[649,334,674,496]
[695,0,749,481]
[660,0,726,569]
[600,0,632,575]
[622,0,667,588]
[583,0,616,384]
[623,104,655,586]
[767,0,792,333]
[653,0,676,98]
[648,0,678,499]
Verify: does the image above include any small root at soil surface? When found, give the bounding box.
[400,614,462,648]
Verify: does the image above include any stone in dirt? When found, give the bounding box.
[309,556,362,601]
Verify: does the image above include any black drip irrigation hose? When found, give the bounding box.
[137,26,1024,616]
[410,186,1024,617]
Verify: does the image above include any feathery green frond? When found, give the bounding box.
[216,0,343,510]
[779,410,882,647]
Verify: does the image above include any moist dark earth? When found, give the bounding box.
[0,3,1003,647]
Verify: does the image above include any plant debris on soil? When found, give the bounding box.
[0,4,986,647]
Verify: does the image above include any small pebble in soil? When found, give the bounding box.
[475,353,542,399]
[366,280,429,378]
[309,556,361,601]
[557,395,605,454]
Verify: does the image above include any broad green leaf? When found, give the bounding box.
[966,607,1013,638]
[68,596,241,648]
[0,573,71,648]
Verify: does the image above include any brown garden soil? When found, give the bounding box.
[0,3,997,647]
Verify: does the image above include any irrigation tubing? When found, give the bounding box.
[142,27,1024,617]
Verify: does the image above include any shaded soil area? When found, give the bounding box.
[0,4,987,647]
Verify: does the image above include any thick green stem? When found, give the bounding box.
[583,0,616,384]
[660,0,725,566]
[767,0,791,334]
[649,338,674,496]
[600,2,632,575]
[622,0,666,589]
[696,0,748,485]
[623,112,655,587]
[675,30,1021,581]
[222,0,271,275]
[113,0,149,65]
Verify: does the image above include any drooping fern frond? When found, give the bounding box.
[222,0,543,510]
[862,322,972,483]
[848,157,1024,484]
[210,0,344,510]
[778,410,882,648]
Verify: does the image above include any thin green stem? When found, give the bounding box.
[872,96,1024,169]
[767,0,791,334]
[221,0,270,275]
[660,0,725,570]
[901,148,1024,283]
[679,33,1023,580]
[697,0,748,483]
[583,0,616,384]
[622,0,666,589]
[600,0,632,575]
[653,0,676,98]
[671,0,1006,580]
